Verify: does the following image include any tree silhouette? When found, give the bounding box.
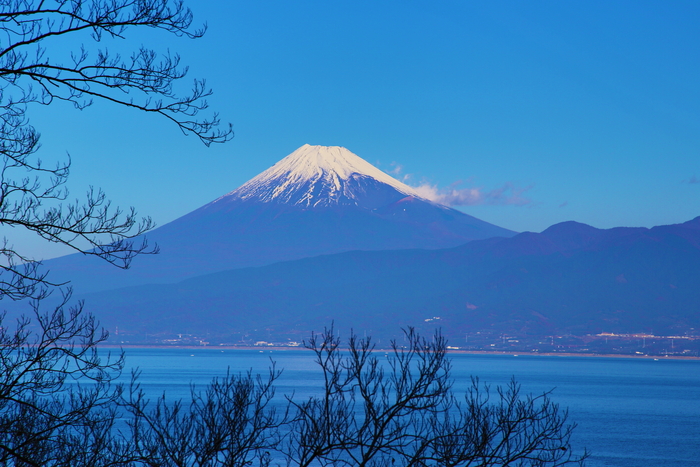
[121,328,587,467]
[279,327,587,467]
[0,294,129,466]
[0,2,231,464]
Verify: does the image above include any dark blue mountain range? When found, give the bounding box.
[82,217,700,343]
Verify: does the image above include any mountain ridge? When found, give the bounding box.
[77,217,700,344]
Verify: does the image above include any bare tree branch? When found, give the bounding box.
[0,0,232,301]
[281,327,587,467]
[0,294,127,466]
[124,363,285,467]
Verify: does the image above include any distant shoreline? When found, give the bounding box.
[96,344,699,360]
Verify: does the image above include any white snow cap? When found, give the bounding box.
[219,144,425,207]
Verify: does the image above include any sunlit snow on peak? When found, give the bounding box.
[218,144,427,207]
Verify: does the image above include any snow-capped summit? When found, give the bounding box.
[217,144,426,208]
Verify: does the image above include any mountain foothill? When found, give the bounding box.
[32,145,700,352]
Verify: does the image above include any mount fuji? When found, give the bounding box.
[45,144,515,294]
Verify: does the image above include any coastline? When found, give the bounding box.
[96,344,699,360]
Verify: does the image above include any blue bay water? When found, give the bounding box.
[121,348,700,467]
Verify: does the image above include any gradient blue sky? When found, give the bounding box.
[13,1,700,259]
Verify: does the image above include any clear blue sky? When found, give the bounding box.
[13,1,700,260]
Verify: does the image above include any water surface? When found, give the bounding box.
[121,349,700,467]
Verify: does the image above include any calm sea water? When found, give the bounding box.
[120,348,700,467]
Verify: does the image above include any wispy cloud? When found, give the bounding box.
[389,162,414,183]
[411,180,533,207]
[386,164,533,207]
[388,162,403,176]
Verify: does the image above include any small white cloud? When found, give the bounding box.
[385,161,533,207]
[412,184,441,202]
